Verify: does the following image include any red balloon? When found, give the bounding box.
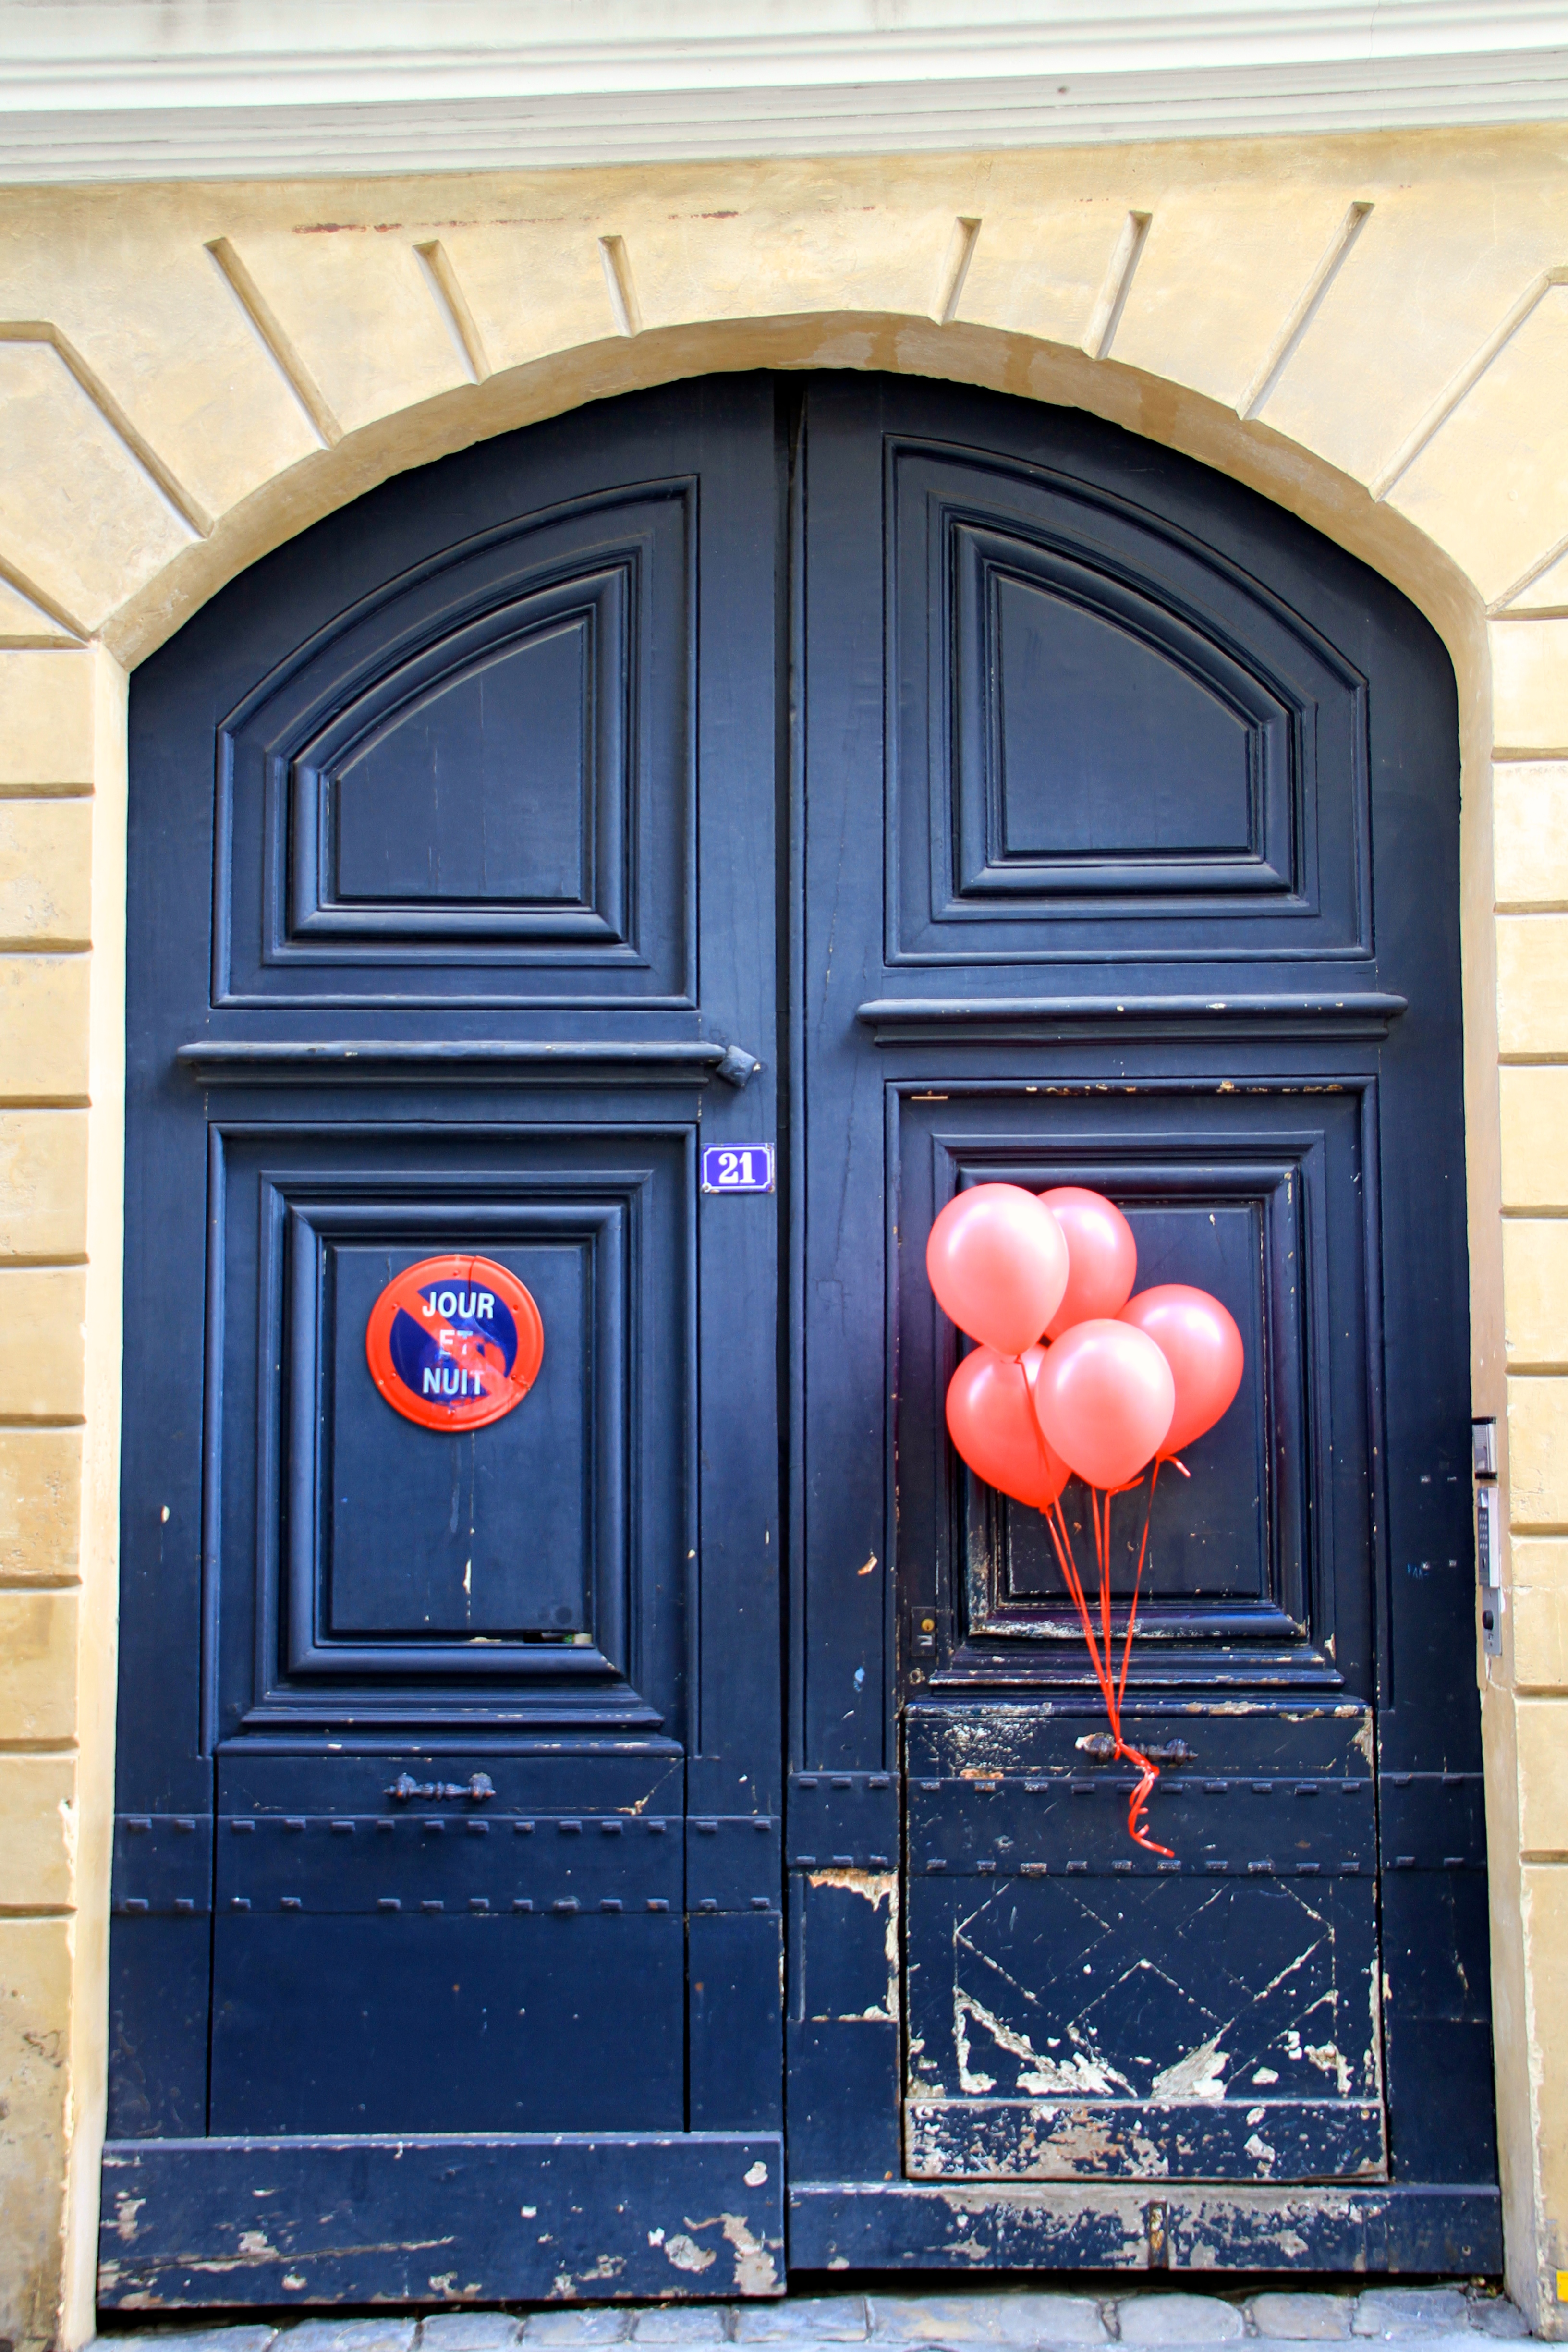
[926,1182,1070,1358]
[1032,1319,1175,1490]
[1038,1187,1138,1337]
[1118,1284,1244,1457]
[947,1344,1070,1510]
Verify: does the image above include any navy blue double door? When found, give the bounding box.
[105,375,1496,2303]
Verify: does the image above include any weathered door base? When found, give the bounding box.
[98,2134,786,2306]
[787,2182,1502,2274]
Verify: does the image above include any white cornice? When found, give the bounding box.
[1,1,1568,182]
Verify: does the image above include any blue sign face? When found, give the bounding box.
[701,1143,775,1194]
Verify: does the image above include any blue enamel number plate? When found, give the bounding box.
[701,1144,775,1194]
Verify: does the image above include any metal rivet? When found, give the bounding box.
[469,1897,489,1912]
[175,1896,196,1913]
[126,1818,151,1834]
[280,1896,302,1910]
[559,1819,582,1835]
[422,1899,443,1913]
[553,1898,578,1914]
[467,1820,489,1837]
[174,1818,195,1833]
[600,1899,623,1913]
[123,1897,149,1913]
[511,1898,533,1913]
[513,1820,534,1835]
[647,1898,669,1912]
[285,1817,306,1832]
[230,1819,254,1834]
[230,1895,251,1910]
[750,1896,771,1910]
[331,1820,354,1835]
[699,1897,718,1912]
[378,1898,401,1911]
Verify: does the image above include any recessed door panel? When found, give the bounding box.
[888,435,1367,959]
[212,1123,687,1729]
[894,1084,1371,1687]
[216,482,694,1005]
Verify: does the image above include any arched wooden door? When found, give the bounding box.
[103,376,1497,2306]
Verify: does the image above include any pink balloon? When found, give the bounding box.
[947,1345,1070,1510]
[1038,1187,1138,1337]
[927,1182,1070,1358]
[1118,1285,1245,1457]
[1032,1319,1175,1490]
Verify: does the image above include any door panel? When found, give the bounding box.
[887,435,1370,961]
[893,1084,1374,1687]
[210,1121,686,1729]
[218,482,695,1003]
[211,1754,685,2135]
[904,1708,1381,2183]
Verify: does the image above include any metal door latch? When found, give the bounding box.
[1074,1733,1195,1766]
[1473,1416,1503,1656]
[386,1772,496,1804]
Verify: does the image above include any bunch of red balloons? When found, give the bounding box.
[927,1182,1244,1852]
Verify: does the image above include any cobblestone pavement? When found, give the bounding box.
[94,2284,1532,2352]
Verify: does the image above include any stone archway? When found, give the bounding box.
[2,133,1565,2347]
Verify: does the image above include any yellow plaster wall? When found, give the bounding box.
[0,124,1566,2345]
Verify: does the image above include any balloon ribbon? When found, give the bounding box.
[1017,1354,1183,1853]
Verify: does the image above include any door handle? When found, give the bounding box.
[386,1773,496,1804]
[1073,1734,1194,1767]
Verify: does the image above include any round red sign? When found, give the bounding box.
[365,1254,545,1432]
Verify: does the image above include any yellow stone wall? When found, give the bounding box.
[1,123,1566,2348]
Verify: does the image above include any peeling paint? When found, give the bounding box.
[720,2210,780,2294]
[808,1866,899,2020]
[662,2233,716,2275]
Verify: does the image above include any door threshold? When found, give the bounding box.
[100,2134,786,2309]
[787,2181,1500,2276]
